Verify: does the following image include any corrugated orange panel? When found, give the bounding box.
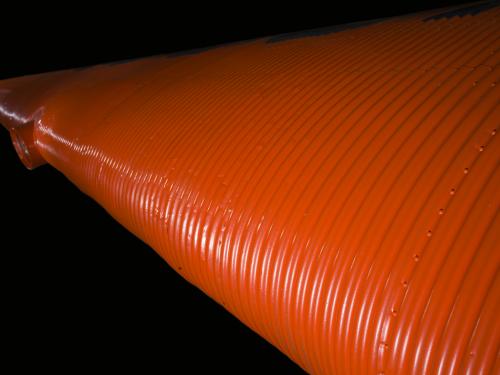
[1,3,499,374]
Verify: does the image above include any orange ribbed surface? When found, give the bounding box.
[1,3,499,374]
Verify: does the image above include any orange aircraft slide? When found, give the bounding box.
[1,2,499,373]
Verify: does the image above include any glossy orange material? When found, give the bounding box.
[1,3,499,374]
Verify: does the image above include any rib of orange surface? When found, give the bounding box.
[1,3,499,374]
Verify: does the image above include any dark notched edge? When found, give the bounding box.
[3,2,499,77]
[267,0,499,43]
[423,0,499,20]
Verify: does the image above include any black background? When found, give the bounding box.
[1,1,471,372]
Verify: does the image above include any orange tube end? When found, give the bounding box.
[9,123,45,170]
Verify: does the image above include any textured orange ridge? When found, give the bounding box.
[1,3,499,374]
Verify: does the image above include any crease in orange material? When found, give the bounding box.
[1,2,499,373]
